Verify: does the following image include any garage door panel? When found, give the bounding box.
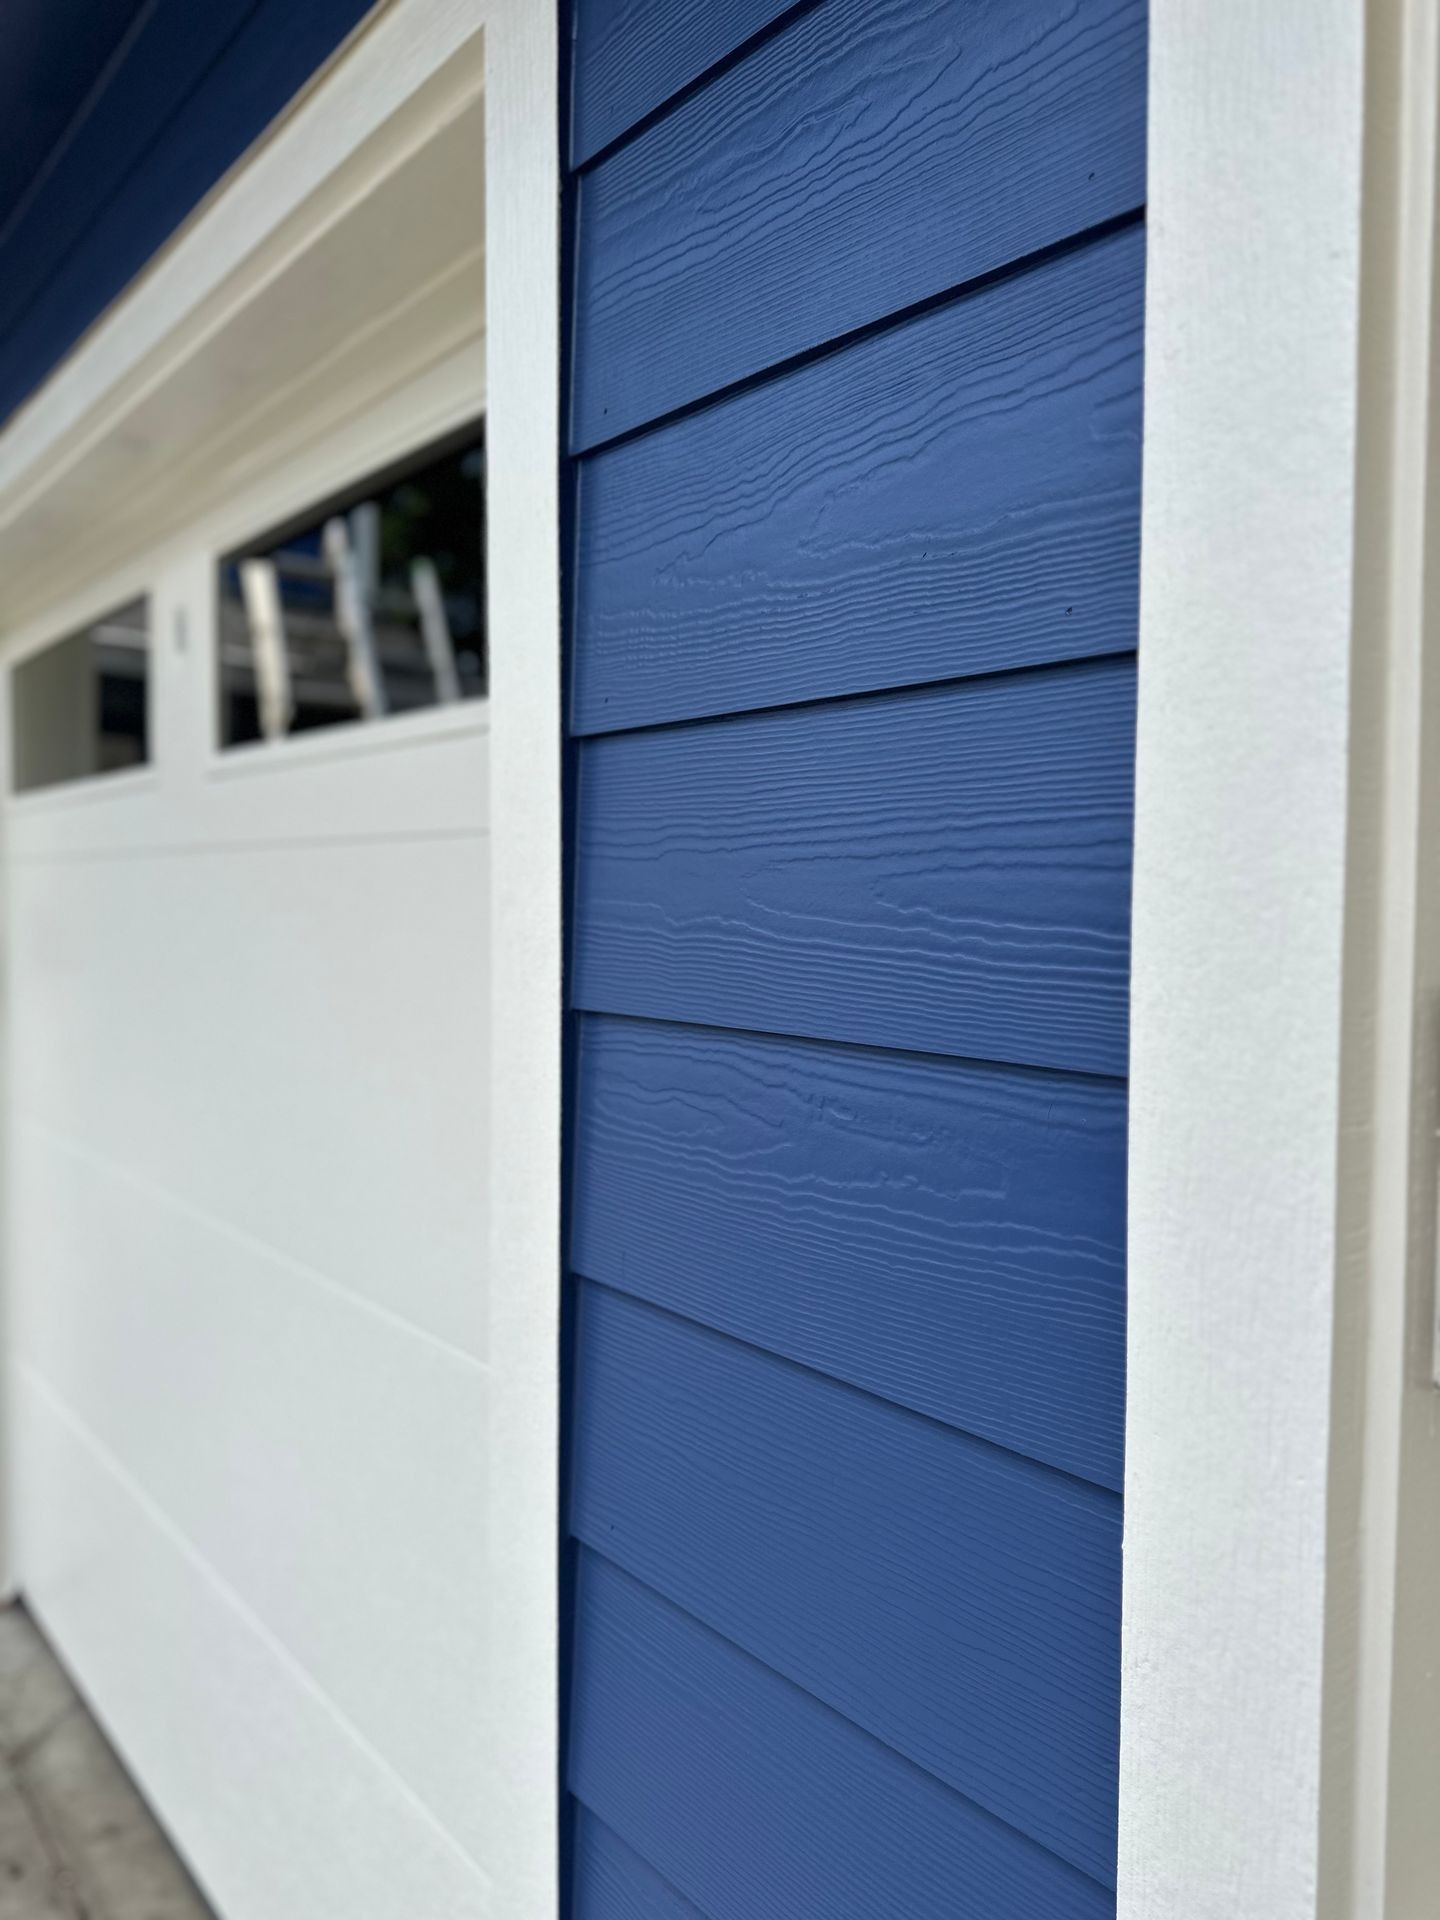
[9,833,489,1357]
[12,1117,492,1865]
[15,1373,491,1920]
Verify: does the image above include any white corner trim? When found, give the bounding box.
[1123,1,1363,1914]
[1331,0,1440,1908]
[1124,2,1440,1915]
[477,5,561,1916]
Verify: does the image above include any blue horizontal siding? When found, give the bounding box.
[565,0,1142,1908]
[574,1810,709,1920]
[570,1550,1114,1920]
[571,0,1146,448]
[572,222,1143,735]
[571,0,803,166]
[572,1282,1122,1881]
[571,1015,1126,1487]
[573,657,1136,1078]
[0,0,373,425]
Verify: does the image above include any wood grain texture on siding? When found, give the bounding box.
[574,1808,710,1920]
[572,657,1136,1078]
[572,223,1143,734]
[571,0,801,167]
[571,1015,1126,1487]
[571,1283,1122,1882]
[569,1550,1114,1920]
[571,0,1147,448]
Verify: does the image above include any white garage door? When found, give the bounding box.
[0,52,507,1919]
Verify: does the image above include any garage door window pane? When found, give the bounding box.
[219,428,486,748]
[11,597,149,793]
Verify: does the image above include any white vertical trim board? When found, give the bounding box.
[1124,3,1440,1917]
[480,3,561,1916]
[1339,2,1440,1907]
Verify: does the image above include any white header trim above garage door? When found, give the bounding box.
[1125,1,1440,1914]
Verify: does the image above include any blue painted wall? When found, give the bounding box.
[564,2,1145,1914]
[0,0,375,427]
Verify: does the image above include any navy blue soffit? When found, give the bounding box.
[0,0,376,428]
[0,0,148,232]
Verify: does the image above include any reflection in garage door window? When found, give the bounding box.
[218,426,486,748]
[11,598,149,793]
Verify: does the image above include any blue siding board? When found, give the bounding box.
[573,657,1136,1078]
[571,0,803,167]
[570,1551,1114,1920]
[572,1282,1122,1881]
[571,0,1147,448]
[0,0,372,425]
[573,222,1144,734]
[574,1810,712,1920]
[572,1014,1126,1488]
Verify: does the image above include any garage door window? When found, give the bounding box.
[218,426,486,748]
[10,597,149,793]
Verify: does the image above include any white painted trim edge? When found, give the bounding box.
[1124,2,1440,1915]
[1331,0,1440,1906]
[1124,4,1359,1912]
[478,7,561,1917]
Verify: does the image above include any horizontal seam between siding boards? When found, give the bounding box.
[572,1806,716,1920]
[569,1004,1129,1092]
[567,205,1146,460]
[569,637,1140,745]
[564,1001,1134,1085]
[568,1268,1125,1502]
[569,0,824,175]
[567,1538,1117,1897]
